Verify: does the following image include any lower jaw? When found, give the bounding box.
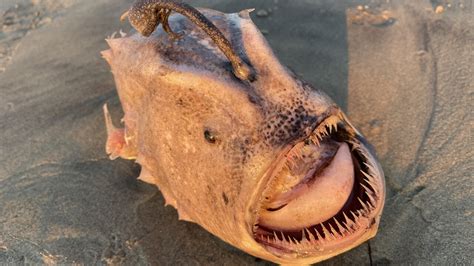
[255,207,377,255]
[262,223,379,264]
[261,219,377,258]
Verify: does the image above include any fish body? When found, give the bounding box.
[102,6,385,264]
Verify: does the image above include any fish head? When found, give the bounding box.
[102,8,385,264]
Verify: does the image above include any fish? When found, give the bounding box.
[101,0,385,264]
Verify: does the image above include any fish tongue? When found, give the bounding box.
[259,142,354,231]
[266,140,340,208]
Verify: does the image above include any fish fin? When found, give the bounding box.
[156,188,195,223]
[157,187,194,223]
[137,167,155,184]
[160,189,178,209]
[177,205,195,223]
[103,103,137,160]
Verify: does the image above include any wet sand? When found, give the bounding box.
[0,0,472,264]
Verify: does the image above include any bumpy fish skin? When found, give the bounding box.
[102,7,385,264]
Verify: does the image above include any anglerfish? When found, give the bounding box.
[102,0,385,264]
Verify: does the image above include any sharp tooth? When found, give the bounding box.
[293,237,300,245]
[316,132,322,140]
[361,183,373,194]
[366,179,379,193]
[358,197,369,212]
[323,127,329,136]
[310,135,320,146]
[290,237,298,245]
[321,223,335,240]
[287,236,294,245]
[280,231,286,243]
[361,171,379,194]
[315,228,324,242]
[301,229,307,241]
[350,211,360,229]
[363,162,378,177]
[342,211,350,222]
[361,169,373,180]
[353,141,361,148]
[333,218,346,235]
[306,228,316,242]
[329,224,340,238]
[327,225,337,240]
[365,191,376,207]
[342,222,353,233]
[300,230,309,247]
[349,140,359,151]
[351,210,359,220]
[363,175,378,189]
[361,184,377,208]
[343,212,355,230]
[273,231,279,242]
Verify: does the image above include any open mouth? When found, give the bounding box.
[253,112,384,255]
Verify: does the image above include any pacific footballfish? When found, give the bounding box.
[102,0,385,264]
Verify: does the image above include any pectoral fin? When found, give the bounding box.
[103,104,137,160]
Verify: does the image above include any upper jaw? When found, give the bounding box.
[248,110,385,261]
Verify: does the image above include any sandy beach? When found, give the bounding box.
[0,0,472,264]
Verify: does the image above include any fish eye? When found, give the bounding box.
[204,129,217,144]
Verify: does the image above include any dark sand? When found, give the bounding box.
[0,0,472,264]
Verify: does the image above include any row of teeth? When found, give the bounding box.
[307,115,343,147]
[283,114,343,171]
[348,139,382,197]
[257,167,380,249]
